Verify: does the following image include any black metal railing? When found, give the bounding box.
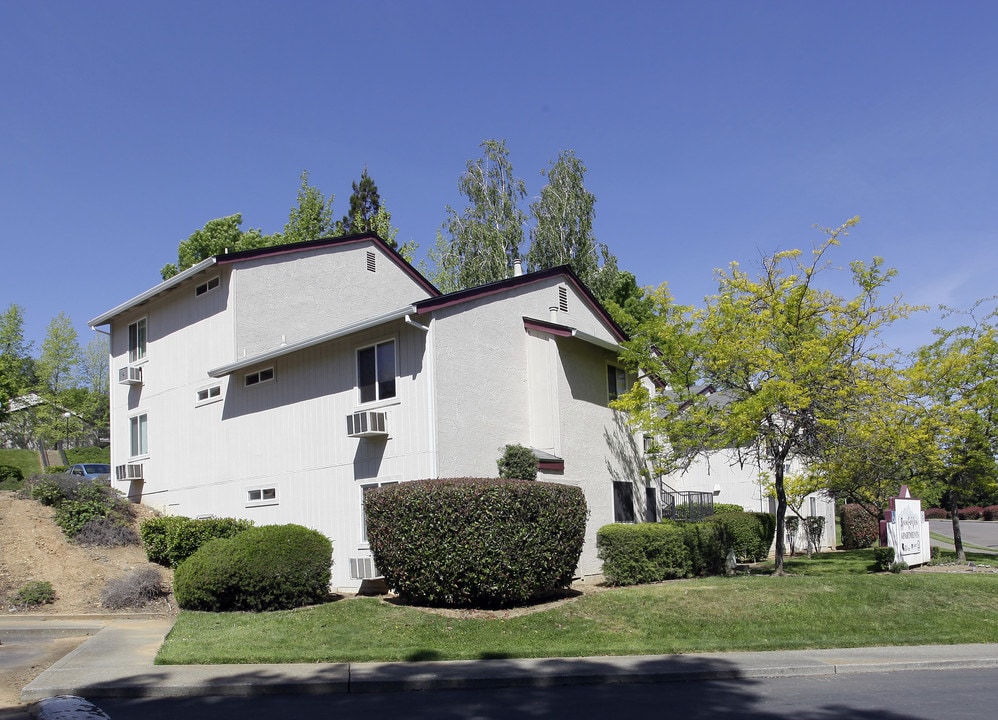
[661,488,715,522]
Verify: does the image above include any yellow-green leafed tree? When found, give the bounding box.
[908,301,998,562]
[615,218,917,575]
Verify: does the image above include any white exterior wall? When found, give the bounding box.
[230,242,430,356]
[428,278,644,577]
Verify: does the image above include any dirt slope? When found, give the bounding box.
[0,490,174,615]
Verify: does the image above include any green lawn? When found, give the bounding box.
[157,552,998,665]
[0,448,40,490]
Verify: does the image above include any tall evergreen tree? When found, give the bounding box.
[338,168,381,235]
[431,139,527,292]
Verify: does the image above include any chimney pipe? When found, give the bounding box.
[513,259,523,277]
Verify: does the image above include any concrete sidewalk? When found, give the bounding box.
[8,616,998,702]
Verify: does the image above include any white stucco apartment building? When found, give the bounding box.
[90,235,654,590]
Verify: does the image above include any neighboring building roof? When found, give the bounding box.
[88,234,439,329]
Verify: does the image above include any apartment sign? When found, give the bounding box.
[881,486,931,567]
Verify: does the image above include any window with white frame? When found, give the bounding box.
[196,384,222,405]
[128,318,147,363]
[360,480,398,542]
[129,414,148,457]
[357,339,396,404]
[195,276,220,297]
[607,364,628,403]
[246,486,278,507]
[245,367,274,387]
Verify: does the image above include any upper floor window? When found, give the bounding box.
[196,384,223,405]
[245,367,274,387]
[129,413,148,457]
[357,340,396,404]
[195,276,220,297]
[607,365,628,402]
[128,318,147,363]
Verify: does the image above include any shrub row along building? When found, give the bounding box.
[90,234,833,591]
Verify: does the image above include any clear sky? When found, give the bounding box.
[3,1,996,355]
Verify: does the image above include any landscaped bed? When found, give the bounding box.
[157,549,998,665]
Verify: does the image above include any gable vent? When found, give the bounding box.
[366,251,376,273]
[559,286,569,313]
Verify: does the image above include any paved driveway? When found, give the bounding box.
[929,519,998,555]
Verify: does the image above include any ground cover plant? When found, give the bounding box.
[157,563,998,665]
[24,474,135,542]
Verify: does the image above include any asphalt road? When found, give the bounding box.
[94,668,998,720]
[928,518,998,554]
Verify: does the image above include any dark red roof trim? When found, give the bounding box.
[537,460,565,472]
[522,317,575,337]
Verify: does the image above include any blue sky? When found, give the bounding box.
[3,1,997,355]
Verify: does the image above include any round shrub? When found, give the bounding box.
[173,524,332,612]
[496,444,538,481]
[596,522,691,585]
[924,507,949,520]
[839,503,880,549]
[983,505,998,521]
[365,478,588,608]
[0,464,24,491]
[711,503,745,515]
[705,511,776,562]
[141,515,254,567]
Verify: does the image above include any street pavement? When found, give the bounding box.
[4,616,998,704]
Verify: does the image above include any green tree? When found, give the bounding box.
[909,300,998,561]
[36,312,80,395]
[615,219,915,574]
[0,304,33,423]
[431,139,527,292]
[337,167,381,235]
[282,170,335,245]
[161,214,273,279]
[526,150,621,303]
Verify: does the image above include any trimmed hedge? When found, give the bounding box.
[141,515,254,567]
[984,506,998,521]
[173,524,332,612]
[597,522,691,585]
[839,504,880,549]
[925,507,949,520]
[704,511,776,562]
[365,478,588,608]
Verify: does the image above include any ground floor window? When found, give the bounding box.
[246,486,278,507]
[613,481,636,523]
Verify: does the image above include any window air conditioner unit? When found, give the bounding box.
[118,366,143,385]
[347,410,388,438]
[115,463,144,481]
[349,557,379,580]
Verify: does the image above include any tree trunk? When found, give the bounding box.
[773,464,787,576]
[949,493,966,563]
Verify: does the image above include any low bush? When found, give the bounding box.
[496,444,538,481]
[27,474,133,539]
[871,545,895,572]
[100,567,163,610]
[679,521,727,576]
[75,518,141,547]
[712,503,745,515]
[55,499,112,537]
[173,524,332,612]
[141,515,254,567]
[839,504,880,549]
[0,464,24,491]
[597,522,691,585]
[46,465,67,474]
[705,511,776,562]
[958,506,984,520]
[8,580,55,609]
[983,506,998,521]
[924,507,949,520]
[366,478,588,608]
[65,446,111,465]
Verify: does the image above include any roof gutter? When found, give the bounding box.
[88,258,218,329]
[207,305,417,378]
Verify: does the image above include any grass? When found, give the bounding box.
[0,448,40,490]
[157,549,998,665]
